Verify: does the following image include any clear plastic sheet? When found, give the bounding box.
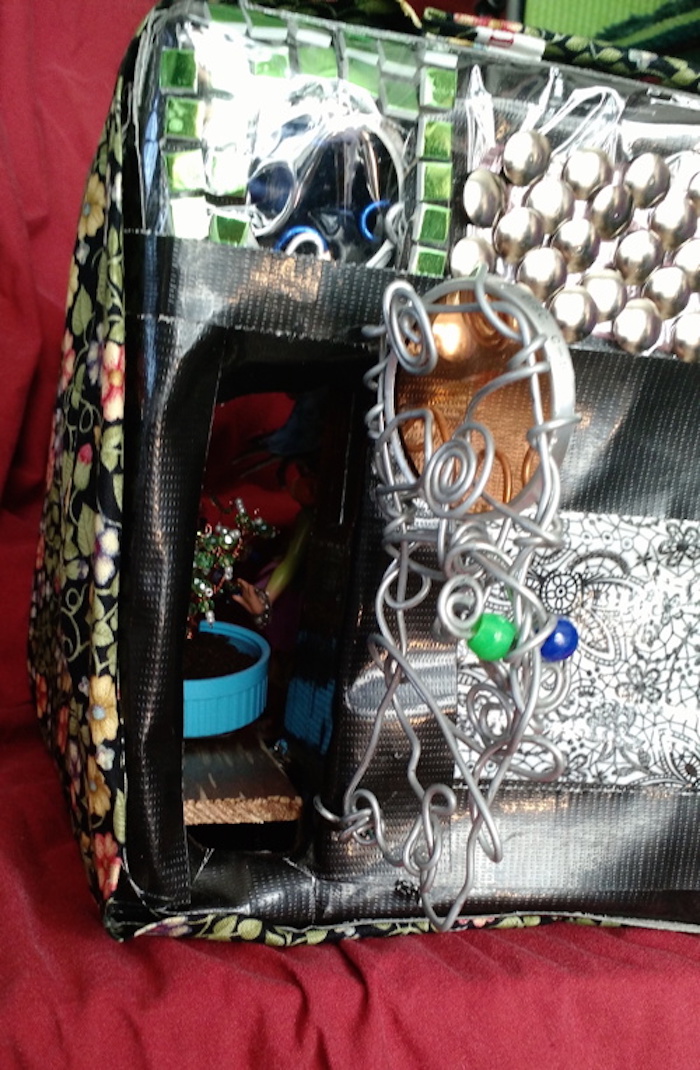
[134,1,700,355]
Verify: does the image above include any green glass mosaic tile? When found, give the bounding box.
[418,118,453,161]
[247,11,287,41]
[420,66,457,109]
[210,214,252,245]
[382,77,419,120]
[298,45,338,78]
[418,161,453,203]
[208,3,247,26]
[347,56,381,96]
[251,49,290,77]
[169,197,210,240]
[160,49,197,91]
[413,203,451,244]
[344,31,379,54]
[409,245,447,276]
[379,40,418,75]
[164,149,206,192]
[165,98,203,140]
[207,149,248,199]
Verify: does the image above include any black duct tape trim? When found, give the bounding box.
[124,233,435,345]
[118,234,700,909]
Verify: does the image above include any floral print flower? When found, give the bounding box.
[658,522,700,569]
[77,173,106,241]
[96,744,115,771]
[108,171,122,213]
[100,340,125,422]
[56,704,70,754]
[93,833,122,899]
[59,330,76,393]
[66,259,79,310]
[77,443,93,467]
[34,532,45,573]
[86,339,101,386]
[86,755,111,820]
[34,673,48,718]
[94,516,120,588]
[616,663,663,707]
[67,740,83,810]
[88,675,118,746]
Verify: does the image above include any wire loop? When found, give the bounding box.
[316,272,578,931]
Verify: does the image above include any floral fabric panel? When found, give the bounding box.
[457,510,700,788]
[28,75,128,904]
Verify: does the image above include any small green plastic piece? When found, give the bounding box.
[467,614,517,661]
[418,119,453,162]
[413,203,451,245]
[408,245,447,277]
[160,49,197,91]
[420,66,457,109]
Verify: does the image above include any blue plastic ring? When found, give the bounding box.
[359,199,391,243]
[273,225,328,254]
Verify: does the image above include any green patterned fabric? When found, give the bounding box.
[422,6,700,94]
[524,0,700,56]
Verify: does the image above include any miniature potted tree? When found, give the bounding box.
[183,499,276,738]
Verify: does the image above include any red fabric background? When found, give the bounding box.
[2,4,700,1068]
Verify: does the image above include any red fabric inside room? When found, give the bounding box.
[2,3,700,1068]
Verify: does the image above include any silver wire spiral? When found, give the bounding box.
[317,271,579,932]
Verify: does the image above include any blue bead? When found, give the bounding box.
[541,618,578,662]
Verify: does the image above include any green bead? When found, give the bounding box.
[467,614,517,661]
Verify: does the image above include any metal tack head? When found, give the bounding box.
[642,265,691,319]
[449,235,496,278]
[548,286,597,343]
[590,183,634,240]
[613,297,662,354]
[672,311,700,362]
[524,176,575,235]
[502,130,551,187]
[687,171,700,208]
[614,229,663,285]
[623,152,671,209]
[674,237,700,292]
[650,192,697,251]
[552,217,600,272]
[462,168,507,228]
[517,246,568,301]
[581,268,627,322]
[562,148,612,200]
[493,207,545,263]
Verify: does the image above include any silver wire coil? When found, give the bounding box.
[317,271,579,932]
